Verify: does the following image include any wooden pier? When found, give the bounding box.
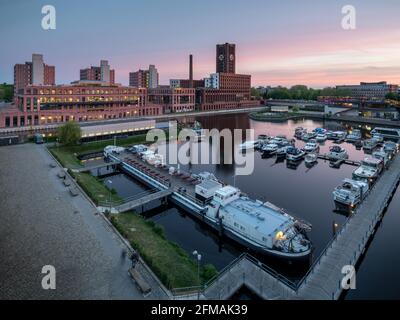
[317,154,361,166]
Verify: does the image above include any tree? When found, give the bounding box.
[0,83,14,102]
[250,87,261,99]
[267,87,292,99]
[57,121,81,146]
[386,92,399,101]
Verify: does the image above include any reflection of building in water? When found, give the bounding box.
[196,113,251,169]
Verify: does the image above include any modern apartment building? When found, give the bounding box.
[336,82,399,101]
[80,60,115,84]
[129,65,159,89]
[14,54,55,97]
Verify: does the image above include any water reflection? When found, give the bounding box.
[100,114,397,282]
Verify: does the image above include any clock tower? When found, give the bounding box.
[216,43,236,73]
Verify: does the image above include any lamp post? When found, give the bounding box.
[192,250,202,300]
[107,179,113,214]
[333,221,339,236]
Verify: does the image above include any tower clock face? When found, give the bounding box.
[230,54,235,61]
[219,54,224,61]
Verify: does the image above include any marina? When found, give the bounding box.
[90,114,400,298]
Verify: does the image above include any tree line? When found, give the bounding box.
[251,85,351,101]
[0,83,13,102]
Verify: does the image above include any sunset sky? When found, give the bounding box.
[1,0,400,88]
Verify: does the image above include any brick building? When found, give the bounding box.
[148,86,195,113]
[129,65,159,89]
[0,82,162,128]
[80,60,115,84]
[14,54,55,98]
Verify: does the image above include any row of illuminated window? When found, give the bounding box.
[82,126,155,138]
[36,96,141,103]
[30,89,141,95]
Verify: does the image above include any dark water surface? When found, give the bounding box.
[100,113,400,297]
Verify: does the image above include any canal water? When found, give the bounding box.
[89,113,400,296]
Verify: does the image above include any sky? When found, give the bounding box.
[0,0,400,88]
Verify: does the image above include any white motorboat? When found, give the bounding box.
[372,150,390,166]
[239,140,259,151]
[302,132,317,141]
[270,136,292,147]
[363,138,378,151]
[276,146,292,158]
[328,146,349,160]
[286,147,305,161]
[304,153,318,166]
[352,157,384,183]
[327,131,346,141]
[371,127,400,140]
[372,133,384,145]
[303,140,320,153]
[103,145,125,157]
[383,141,399,155]
[262,143,279,156]
[316,133,327,142]
[333,178,369,211]
[128,144,148,154]
[295,128,307,139]
[345,129,362,142]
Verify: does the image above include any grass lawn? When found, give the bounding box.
[111,213,218,289]
[49,131,219,290]
[49,134,148,169]
[71,172,121,206]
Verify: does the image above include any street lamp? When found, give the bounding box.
[192,250,202,300]
[333,221,339,236]
[107,180,113,214]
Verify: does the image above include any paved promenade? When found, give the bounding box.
[0,143,167,299]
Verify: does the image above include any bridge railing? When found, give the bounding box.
[97,188,159,207]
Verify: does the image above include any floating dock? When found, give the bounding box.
[317,154,361,166]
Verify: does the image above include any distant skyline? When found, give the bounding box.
[1,0,400,87]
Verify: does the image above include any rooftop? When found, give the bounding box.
[223,197,293,237]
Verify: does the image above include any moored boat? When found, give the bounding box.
[304,153,318,166]
[328,146,348,161]
[363,138,378,151]
[200,184,313,260]
[261,143,279,157]
[303,140,320,153]
[345,129,362,142]
[352,157,384,183]
[333,178,369,211]
[316,133,327,142]
[286,147,305,162]
[239,140,259,151]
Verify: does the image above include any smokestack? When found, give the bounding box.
[189,54,193,88]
